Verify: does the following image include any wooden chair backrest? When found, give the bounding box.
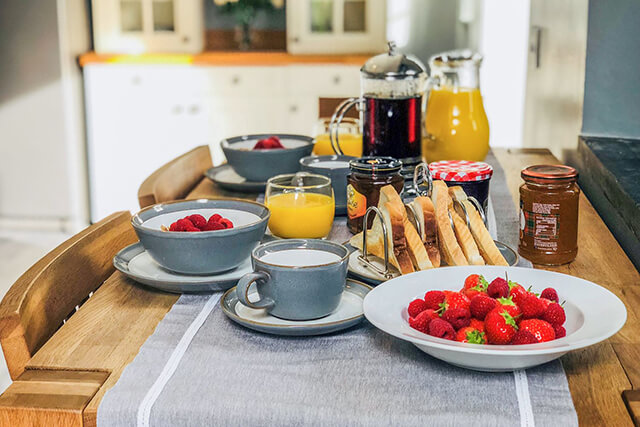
[318,97,360,119]
[138,145,213,208]
[0,212,136,379]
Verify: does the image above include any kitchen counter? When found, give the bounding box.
[78,51,372,67]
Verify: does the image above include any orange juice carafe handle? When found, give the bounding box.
[328,97,362,155]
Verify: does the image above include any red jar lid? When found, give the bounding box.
[521,165,578,181]
[428,160,494,182]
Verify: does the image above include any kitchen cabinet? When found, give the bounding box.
[84,62,360,221]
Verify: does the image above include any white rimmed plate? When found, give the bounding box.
[363,265,626,371]
[114,242,252,293]
[205,165,266,193]
[221,279,371,336]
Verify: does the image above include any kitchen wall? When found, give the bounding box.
[0,0,90,231]
[581,0,640,139]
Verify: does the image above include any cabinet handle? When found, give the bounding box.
[132,76,141,85]
[231,76,241,85]
[333,75,341,85]
[289,105,298,113]
[189,105,200,114]
[172,105,183,115]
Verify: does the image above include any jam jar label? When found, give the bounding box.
[347,184,367,220]
[520,200,561,252]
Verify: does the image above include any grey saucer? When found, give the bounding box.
[221,279,371,336]
[345,241,519,285]
[205,165,266,193]
[114,242,251,293]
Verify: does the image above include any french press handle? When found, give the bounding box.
[328,97,363,155]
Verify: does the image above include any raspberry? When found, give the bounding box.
[423,290,445,310]
[219,218,234,229]
[175,218,196,232]
[209,214,222,223]
[185,214,206,230]
[487,278,509,299]
[408,299,428,318]
[542,303,566,326]
[554,325,566,338]
[202,221,225,231]
[469,294,497,320]
[441,307,471,330]
[520,295,545,319]
[169,222,179,231]
[428,318,455,340]
[408,309,437,333]
[511,329,539,345]
[540,287,559,303]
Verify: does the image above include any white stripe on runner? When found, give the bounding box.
[137,294,221,427]
[514,369,535,427]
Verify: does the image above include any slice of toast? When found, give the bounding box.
[431,180,468,266]
[350,200,415,275]
[379,186,433,270]
[449,204,485,265]
[449,186,508,266]
[409,196,441,267]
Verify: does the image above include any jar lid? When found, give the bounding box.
[521,165,578,181]
[349,156,402,174]
[361,41,426,80]
[428,160,493,181]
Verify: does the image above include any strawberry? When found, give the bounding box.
[455,326,487,344]
[487,277,509,299]
[539,297,552,311]
[542,303,566,327]
[407,299,428,318]
[440,290,470,312]
[511,329,539,345]
[495,296,522,318]
[469,294,497,320]
[519,294,545,319]
[441,308,471,330]
[554,325,567,338]
[540,287,559,303]
[185,214,207,230]
[470,318,485,332]
[485,309,518,344]
[462,274,489,299]
[427,318,455,340]
[424,290,445,310]
[508,281,528,305]
[408,309,438,333]
[518,319,556,342]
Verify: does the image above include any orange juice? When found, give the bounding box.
[313,133,363,157]
[266,192,335,238]
[423,88,490,162]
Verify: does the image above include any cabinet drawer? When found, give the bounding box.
[202,67,285,96]
[286,65,361,97]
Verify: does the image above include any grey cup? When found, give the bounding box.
[131,199,269,275]
[236,239,349,320]
[300,155,353,215]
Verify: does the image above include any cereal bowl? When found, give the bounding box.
[131,199,269,275]
[221,134,314,182]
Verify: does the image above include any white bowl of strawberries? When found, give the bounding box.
[363,266,626,372]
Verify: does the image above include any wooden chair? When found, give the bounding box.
[137,145,213,208]
[318,97,360,119]
[0,212,137,379]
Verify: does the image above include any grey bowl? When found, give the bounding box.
[300,155,354,216]
[131,199,270,275]
[221,134,314,182]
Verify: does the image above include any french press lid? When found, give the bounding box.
[361,41,426,80]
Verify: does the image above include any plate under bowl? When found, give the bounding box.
[363,265,626,371]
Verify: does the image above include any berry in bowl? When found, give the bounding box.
[221,134,314,182]
[131,199,269,275]
[363,265,626,371]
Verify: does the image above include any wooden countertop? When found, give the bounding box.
[0,148,638,426]
[78,51,372,67]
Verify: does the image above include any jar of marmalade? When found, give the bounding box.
[347,157,404,234]
[519,165,579,265]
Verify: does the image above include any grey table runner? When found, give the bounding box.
[99,152,578,426]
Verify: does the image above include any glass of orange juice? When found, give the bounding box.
[313,118,363,157]
[265,173,335,239]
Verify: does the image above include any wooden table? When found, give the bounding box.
[0,148,638,426]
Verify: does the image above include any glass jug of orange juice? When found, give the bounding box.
[423,50,490,162]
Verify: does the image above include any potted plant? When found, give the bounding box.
[213,0,284,50]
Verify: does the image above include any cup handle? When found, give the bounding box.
[236,271,275,310]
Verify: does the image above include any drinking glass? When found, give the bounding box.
[265,173,335,239]
[313,117,363,157]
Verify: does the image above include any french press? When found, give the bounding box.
[329,42,427,184]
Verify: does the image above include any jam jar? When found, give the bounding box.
[519,165,580,265]
[347,157,404,233]
[428,160,493,214]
